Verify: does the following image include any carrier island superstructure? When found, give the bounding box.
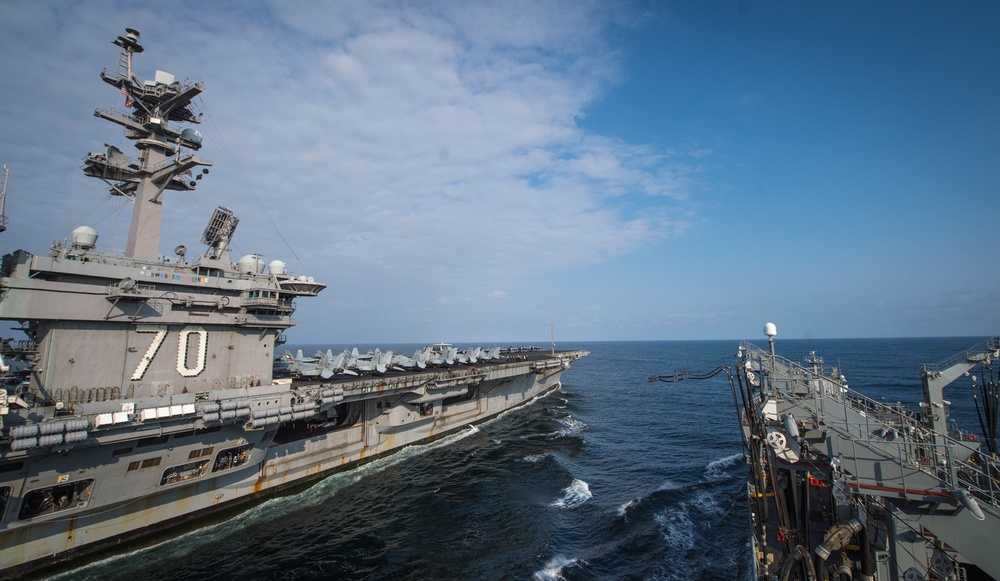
[0,28,587,578]
[735,327,1000,581]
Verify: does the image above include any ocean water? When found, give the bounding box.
[50,337,994,581]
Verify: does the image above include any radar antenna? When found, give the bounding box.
[201,206,239,260]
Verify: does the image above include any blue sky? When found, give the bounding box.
[0,1,998,343]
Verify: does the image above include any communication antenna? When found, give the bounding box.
[112,27,143,86]
[764,322,777,357]
[0,165,8,233]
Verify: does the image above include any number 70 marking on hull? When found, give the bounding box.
[131,325,208,380]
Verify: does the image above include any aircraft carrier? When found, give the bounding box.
[0,28,587,578]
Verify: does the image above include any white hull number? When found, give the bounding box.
[131,325,208,380]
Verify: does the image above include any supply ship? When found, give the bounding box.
[0,28,587,578]
[731,326,999,580]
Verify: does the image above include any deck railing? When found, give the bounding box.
[741,342,1000,513]
[921,337,1000,374]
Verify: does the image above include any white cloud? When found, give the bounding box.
[0,1,702,341]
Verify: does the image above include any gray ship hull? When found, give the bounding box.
[0,354,584,578]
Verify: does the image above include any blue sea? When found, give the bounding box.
[51,337,993,581]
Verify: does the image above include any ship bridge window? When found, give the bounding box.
[160,460,210,486]
[212,444,253,472]
[18,479,94,520]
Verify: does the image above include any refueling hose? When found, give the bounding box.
[815,519,863,562]
[780,544,817,581]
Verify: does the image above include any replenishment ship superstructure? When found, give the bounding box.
[733,326,1000,581]
[0,28,586,578]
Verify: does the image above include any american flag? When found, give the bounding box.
[120,84,132,107]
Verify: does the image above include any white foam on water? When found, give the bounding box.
[689,487,725,518]
[617,497,638,516]
[703,452,743,480]
[645,450,738,571]
[649,497,736,581]
[656,479,684,492]
[617,478,686,518]
[651,485,728,578]
[654,506,695,552]
[551,478,592,509]
[553,415,588,438]
[532,555,578,581]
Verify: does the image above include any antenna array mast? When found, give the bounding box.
[80,27,212,259]
[0,165,8,233]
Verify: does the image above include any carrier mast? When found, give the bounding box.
[0,165,8,233]
[81,27,212,259]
